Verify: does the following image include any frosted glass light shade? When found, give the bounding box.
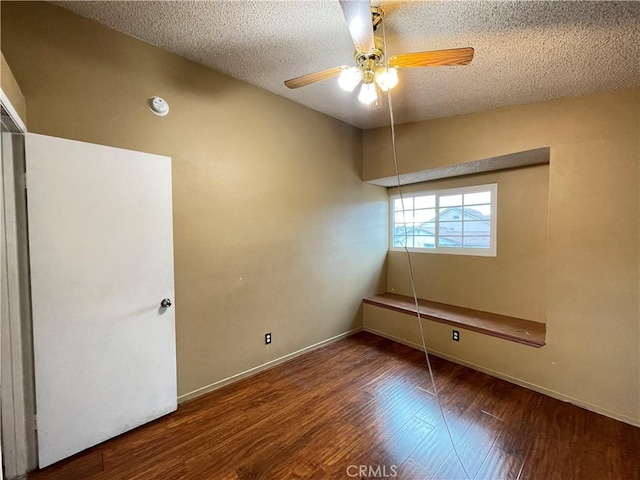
[375,67,398,91]
[338,67,363,92]
[358,82,377,105]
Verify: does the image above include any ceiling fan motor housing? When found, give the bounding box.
[355,35,385,80]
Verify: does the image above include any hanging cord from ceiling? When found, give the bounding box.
[380,22,471,480]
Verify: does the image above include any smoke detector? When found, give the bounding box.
[148,96,169,116]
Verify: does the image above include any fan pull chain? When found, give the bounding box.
[380,21,472,480]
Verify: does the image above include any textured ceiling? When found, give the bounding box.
[53,1,640,129]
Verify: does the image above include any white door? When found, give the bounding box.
[25,133,177,468]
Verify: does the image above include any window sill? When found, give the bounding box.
[389,247,496,257]
[363,293,546,348]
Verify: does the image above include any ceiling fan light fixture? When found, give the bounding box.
[283,2,475,110]
[358,82,377,105]
[375,67,398,92]
[338,67,363,92]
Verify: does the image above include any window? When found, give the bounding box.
[390,183,497,256]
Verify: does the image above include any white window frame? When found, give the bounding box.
[389,183,498,257]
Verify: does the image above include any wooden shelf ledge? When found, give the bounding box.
[363,293,546,348]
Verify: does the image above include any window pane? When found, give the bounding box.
[464,204,491,218]
[413,236,435,248]
[464,191,491,205]
[393,224,413,238]
[394,197,413,211]
[393,236,405,248]
[414,208,436,223]
[438,207,464,221]
[415,195,435,209]
[414,225,434,237]
[413,225,434,237]
[394,211,413,223]
[464,220,490,235]
[463,236,491,248]
[438,236,462,247]
[393,222,412,247]
[438,221,462,235]
[393,236,407,247]
[439,194,462,207]
[403,236,416,248]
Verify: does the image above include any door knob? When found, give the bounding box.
[160,298,172,308]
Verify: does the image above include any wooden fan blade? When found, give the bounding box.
[339,0,375,54]
[389,47,475,68]
[284,66,348,89]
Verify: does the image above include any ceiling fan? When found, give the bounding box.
[284,0,474,105]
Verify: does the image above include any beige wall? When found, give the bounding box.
[364,87,640,425]
[388,165,549,322]
[1,51,26,125]
[1,2,388,398]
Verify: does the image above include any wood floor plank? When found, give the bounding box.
[364,415,435,468]
[25,451,103,480]
[431,410,503,480]
[396,459,432,480]
[408,422,469,476]
[474,445,524,480]
[28,332,640,480]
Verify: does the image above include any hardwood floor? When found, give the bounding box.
[29,332,639,480]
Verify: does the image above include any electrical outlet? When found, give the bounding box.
[265,332,272,345]
[452,330,460,342]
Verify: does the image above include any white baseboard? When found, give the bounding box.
[178,327,363,403]
[363,326,640,428]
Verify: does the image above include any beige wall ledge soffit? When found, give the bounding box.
[367,147,550,187]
